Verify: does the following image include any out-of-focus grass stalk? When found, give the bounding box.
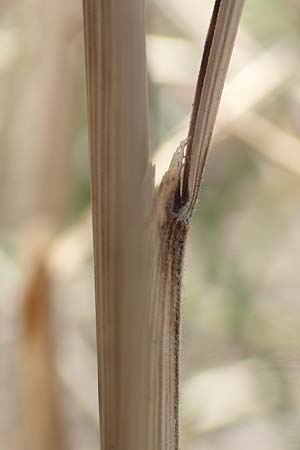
[3,2,80,449]
[1,0,79,226]
[19,240,65,450]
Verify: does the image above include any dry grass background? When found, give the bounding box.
[1,0,300,449]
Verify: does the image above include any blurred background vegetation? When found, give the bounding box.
[1,1,300,449]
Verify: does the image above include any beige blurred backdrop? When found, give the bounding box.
[1,1,300,449]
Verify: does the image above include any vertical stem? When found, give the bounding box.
[83,1,152,449]
[83,1,244,449]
